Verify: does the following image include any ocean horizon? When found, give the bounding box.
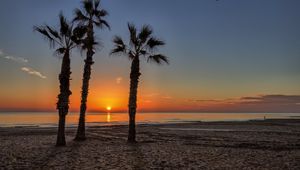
[0,112,299,127]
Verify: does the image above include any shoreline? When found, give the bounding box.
[1,119,300,169]
[1,117,300,128]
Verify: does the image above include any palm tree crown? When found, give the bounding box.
[111,23,169,64]
[73,0,110,51]
[34,13,85,55]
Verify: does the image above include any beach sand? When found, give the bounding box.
[1,119,300,169]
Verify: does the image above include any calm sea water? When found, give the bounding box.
[0,112,299,127]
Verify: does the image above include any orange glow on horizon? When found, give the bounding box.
[1,74,299,113]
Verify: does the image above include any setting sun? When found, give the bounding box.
[106,106,112,111]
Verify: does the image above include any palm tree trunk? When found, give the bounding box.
[56,111,66,146]
[74,53,93,140]
[75,22,94,141]
[128,57,141,143]
[56,50,71,146]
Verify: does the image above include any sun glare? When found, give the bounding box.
[106,106,112,111]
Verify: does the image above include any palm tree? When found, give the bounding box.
[73,0,110,141]
[111,23,169,143]
[34,14,86,146]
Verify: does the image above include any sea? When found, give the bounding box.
[0,112,299,127]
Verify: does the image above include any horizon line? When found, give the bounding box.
[0,110,299,114]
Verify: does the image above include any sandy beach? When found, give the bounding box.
[1,119,300,170]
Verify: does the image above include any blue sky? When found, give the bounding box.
[0,0,299,112]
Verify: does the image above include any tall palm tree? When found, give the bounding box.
[111,23,169,143]
[73,0,110,141]
[34,14,86,146]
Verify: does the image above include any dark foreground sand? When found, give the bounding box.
[1,119,300,170]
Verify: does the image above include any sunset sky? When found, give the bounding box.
[0,0,299,113]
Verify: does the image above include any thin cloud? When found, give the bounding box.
[1,50,46,80]
[239,94,300,105]
[3,55,28,63]
[0,50,28,63]
[116,77,122,84]
[21,67,46,79]
[190,95,300,105]
[161,96,172,99]
[145,93,160,97]
[189,98,235,103]
[190,99,222,102]
[144,93,172,100]
[188,94,300,112]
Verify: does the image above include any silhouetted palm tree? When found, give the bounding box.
[111,23,169,143]
[73,0,110,141]
[34,14,86,146]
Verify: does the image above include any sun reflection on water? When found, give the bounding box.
[106,112,111,122]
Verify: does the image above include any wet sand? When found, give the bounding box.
[1,119,300,169]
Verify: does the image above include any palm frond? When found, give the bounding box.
[73,25,87,39]
[54,47,66,56]
[113,36,125,46]
[83,0,93,15]
[92,40,99,46]
[46,26,61,40]
[80,36,99,50]
[147,54,169,65]
[34,26,56,48]
[59,13,70,36]
[81,41,88,51]
[138,25,152,44]
[110,46,126,55]
[94,0,100,9]
[111,36,126,55]
[140,50,147,55]
[128,51,135,60]
[95,9,108,17]
[147,37,165,49]
[110,23,169,64]
[127,23,137,45]
[73,8,89,22]
[71,26,87,45]
[94,19,110,30]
